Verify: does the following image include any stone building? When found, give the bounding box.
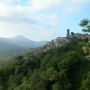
[66,29,90,39]
[31,29,90,55]
[40,29,90,52]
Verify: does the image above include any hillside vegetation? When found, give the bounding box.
[0,38,90,90]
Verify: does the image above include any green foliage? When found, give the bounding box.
[80,72,90,90]
[52,83,61,90]
[0,39,90,90]
[79,19,90,33]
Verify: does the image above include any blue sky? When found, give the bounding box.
[0,0,90,41]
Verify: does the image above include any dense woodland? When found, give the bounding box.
[0,19,90,90]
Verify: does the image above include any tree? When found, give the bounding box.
[29,71,46,90]
[71,32,74,35]
[80,72,90,90]
[58,70,71,90]
[82,42,90,55]
[79,19,90,33]
[52,83,61,90]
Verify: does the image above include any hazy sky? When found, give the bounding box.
[0,0,90,41]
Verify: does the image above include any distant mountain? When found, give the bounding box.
[0,36,47,58]
[12,35,47,48]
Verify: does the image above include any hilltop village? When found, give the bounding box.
[31,29,90,55]
[41,30,89,49]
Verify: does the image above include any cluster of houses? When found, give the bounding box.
[28,29,90,57]
[41,29,90,51]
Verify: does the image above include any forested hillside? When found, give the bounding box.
[0,38,90,90]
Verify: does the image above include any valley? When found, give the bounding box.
[0,36,46,58]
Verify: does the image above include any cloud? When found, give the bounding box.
[0,21,58,40]
[49,22,58,27]
[29,0,61,10]
[16,0,21,2]
[60,0,90,13]
[0,0,89,18]
[0,0,89,40]
[30,0,90,13]
[0,0,89,14]
[0,0,58,27]
[47,14,57,19]
[0,0,58,40]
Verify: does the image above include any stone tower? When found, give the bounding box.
[67,29,70,37]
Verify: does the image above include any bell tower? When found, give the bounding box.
[67,29,70,37]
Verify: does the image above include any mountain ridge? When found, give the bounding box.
[0,36,47,58]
